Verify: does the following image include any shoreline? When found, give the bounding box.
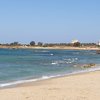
[0,45,100,50]
[1,65,100,89]
[15,67,100,88]
[18,70,100,87]
[0,70,100,100]
[0,47,100,99]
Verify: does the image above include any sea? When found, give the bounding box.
[0,48,100,88]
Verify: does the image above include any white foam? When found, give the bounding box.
[42,76,50,79]
[34,50,50,53]
[52,58,79,65]
[0,79,39,87]
[41,50,50,52]
[0,66,100,88]
[50,54,54,56]
[0,75,57,88]
[51,62,57,65]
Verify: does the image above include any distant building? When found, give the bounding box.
[71,39,79,44]
[97,41,100,46]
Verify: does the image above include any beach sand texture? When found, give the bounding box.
[0,71,100,100]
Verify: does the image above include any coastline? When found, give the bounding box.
[0,65,100,88]
[0,45,100,50]
[0,70,100,100]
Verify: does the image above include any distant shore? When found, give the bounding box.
[0,45,100,50]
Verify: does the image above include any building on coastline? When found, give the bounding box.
[71,39,79,44]
[96,40,100,54]
[96,40,100,46]
[71,39,80,47]
[97,41,100,46]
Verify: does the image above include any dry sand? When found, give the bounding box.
[0,71,100,100]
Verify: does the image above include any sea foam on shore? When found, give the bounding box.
[0,65,100,88]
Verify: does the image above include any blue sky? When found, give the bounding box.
[0,0,100,44]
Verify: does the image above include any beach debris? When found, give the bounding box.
[82,63,95,68]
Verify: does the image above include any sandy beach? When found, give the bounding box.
[0,71,100,100]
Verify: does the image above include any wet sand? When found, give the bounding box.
[0,71,100,100]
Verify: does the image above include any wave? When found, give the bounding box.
[51,58,78,65]
[0,76,50,88]
[34,50,50,53]
[0,66,100,88]
[50,53,54,56]
[51,62,57,65]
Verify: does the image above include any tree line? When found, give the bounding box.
[0,41,99,47]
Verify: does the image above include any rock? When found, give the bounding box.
[96,50,100,54]
[82,63,95,68]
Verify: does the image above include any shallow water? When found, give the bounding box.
[0,49,100,87]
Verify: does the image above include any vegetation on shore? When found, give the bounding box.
[0,41,99,48]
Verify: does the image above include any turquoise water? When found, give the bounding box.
[0,49,100,87]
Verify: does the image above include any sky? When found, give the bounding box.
[0,0,100,44]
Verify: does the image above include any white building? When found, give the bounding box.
[98,41,100,46]
[71,39,79,44]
